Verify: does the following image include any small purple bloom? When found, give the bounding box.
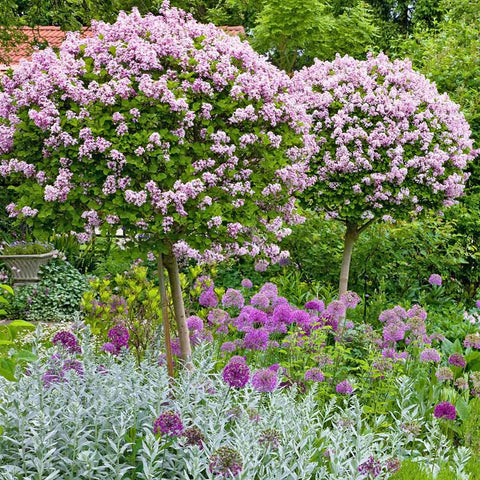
[222,289,245,309]
[476,300,480,309]
[420,348,441,363]
[101,342,117,354]
[182,426,205,449]
[358,456,382,478]
[339,291,361,309]
[186,315,204,331]
[153,411,184,437]
[250,293,270,310]
[251,368,278,392]
[209,447,243,477]
[229,355,246,364]
[464,333,480,349]
[52,331,81,354]
[222,361,250,388]
[241,278,253,289]
[199,287,218,307]
[220,341,237,354]
[433,401,456,420]
[448,353,466,368]
[305,368,324,382]
[326,300,346,320]
[336,380,353,395]
[244,328,269,351]
[107,325,129,349]
[428,274,442,286]
[42,369,64,388]
[304,299,325,312]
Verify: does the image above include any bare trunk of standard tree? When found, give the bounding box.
[164,251,193,369]
[157,253,175,378]
[339,223,359,297]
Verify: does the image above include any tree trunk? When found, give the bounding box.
[157,253,175,378]
[339,223,359,297]
[164,252,193,369]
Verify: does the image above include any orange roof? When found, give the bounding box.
[0,24,245,70]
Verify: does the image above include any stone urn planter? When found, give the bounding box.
[0,250,56,287]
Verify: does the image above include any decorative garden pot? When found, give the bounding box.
[0,251,55,286]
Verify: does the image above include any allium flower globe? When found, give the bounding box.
[209,447,243,478]
[428,274,442,286]
[251,368,278,392]
[336,380,353,395]
[153,411,184,437]
[448,353,466,368]
[433,402,456,420]
[222,361,250,388]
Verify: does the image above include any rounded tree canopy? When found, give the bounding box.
[291,53,476,226]
[0,3,313,265]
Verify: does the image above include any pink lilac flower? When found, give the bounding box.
[199,287,218,307]
[222,361,250,388]
[336,380,353,395]
[448,353,466,368]
[304,368,324,382]
[428,274,442,286]
[222,289,245,309]
[383,319,406,343]
[52,331,81,354]
[259,282,278,300]
[420,348,441,363]
[209,447,243,478]
[251,368,278,392]
[433,402,456,420]
[186,316,204,331]
[153,411,184,437]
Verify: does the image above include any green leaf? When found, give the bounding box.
[456,398,470,421]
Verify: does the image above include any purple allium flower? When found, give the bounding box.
[435,367,453,382]
[251,368,278,392]
[153,411,184,437]
[386,458,401,473]
[222,361,250,388]
[428,274,442,286]
[358,456,382,478]
[199,287,218,307]
[182,426,205,449]
[107,325,129,349]
[209,446,243,477]
[63,359,84,376]
[448,353,466,368]
[259,282,278,300]
[259,428,281,449]
[455,378,469,390]
[304,367,324,382]
[291,309,311,327]
[42,369,64,388]
[229,355,246,364]
[383,319,406,343]
[52,331,81,354]
[407,304,427,320]
[186,315,204,331]
[464,333,480,349]
[326,300,347,320]
[268,363,281,373]
[220,341,237,354]
[241,278,253,289]
[336,380,353,395]
[250,293,270,309]
[339,291,361,309]
[101,342,117,354]
[476,300,480,309]
[420,348,441,363]
[304,299,325,312]
[272,304,293,323]
[170,337,181,356]
[222,289,245,309]
[433,401,456,420]
[244,328,269,351]
[194,275,213,291]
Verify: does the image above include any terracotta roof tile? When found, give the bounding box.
[0,23,244,69]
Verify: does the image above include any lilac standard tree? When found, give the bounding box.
[292,53,476,295]
[0,4,312,363]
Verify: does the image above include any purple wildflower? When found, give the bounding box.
[63,359,84,376]
[435,367,453,382]
[420,348,441,363]
[407,304,427,320]
[153,411,184,437]
[272,304,293,324]
[358,456,382,478]
[221,341,237,354]
[241,278,253,289]
[464,333,480,349]
[304,299,325,312]
[244,328,269,351]
[250,293,270,309]
[42,369,64,388]
[251,368,278,392]
[326,300,347,320]
[336,380,353,395]
[222,361,250,388]
[448,353,466,368]
[186,315,204,331]
[386,458,401,473]
[428,274,442,286]
[259,428,281,449]
[476,300,480,309]
[433,402,456,420]
[259,282,278,300]
[199,287,218,307]
[107,325,129,349]
[229,355,247,364]
[383,319,406,343]
[209,447,243,477]
[52,331,81,354]
[339,291,361,309]
[304,368,324,382]
[101,342,117,354]
[222,289,245,309]
[182,426,205,449]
